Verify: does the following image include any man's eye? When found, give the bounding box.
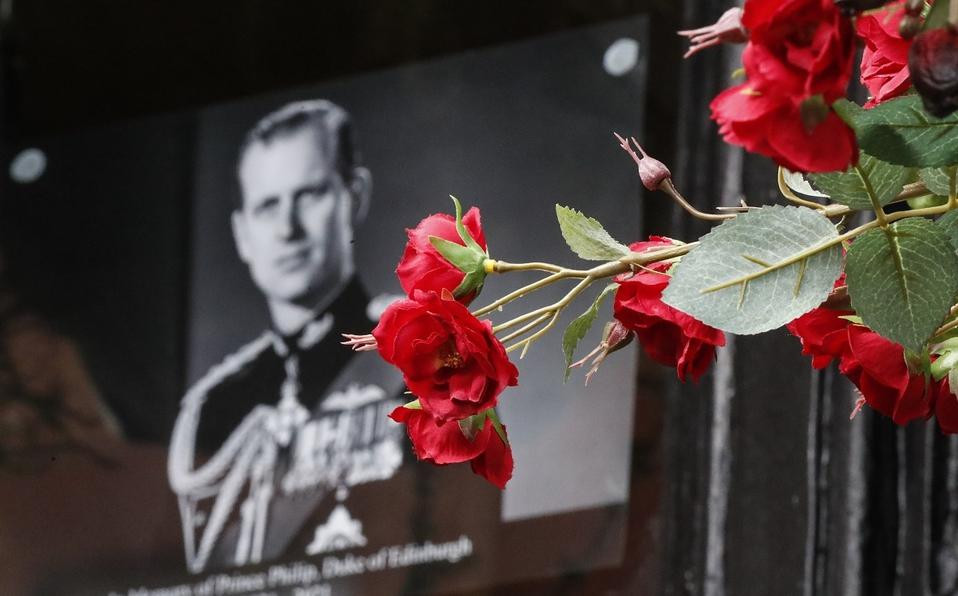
[253,199,279,217]
[298,184,332,203]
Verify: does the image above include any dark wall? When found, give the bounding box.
[0,0,680,136]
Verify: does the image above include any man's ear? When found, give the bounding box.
[231,210,252,264]
[349,166,372,225]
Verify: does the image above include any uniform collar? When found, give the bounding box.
[270,278,371,357]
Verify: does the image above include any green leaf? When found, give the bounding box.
[458,412,486,441]
[485,408,509,445]
[562,283,617,381]
[453,269,485,298]
[661,206,843,335]
[834,96,958,167]
[920,166,957,197]
[429,236,484,272]
[936,209,958,253]
[846,217,958,353]
[807,152,912,210]
[556,205,631,261]
[448,195,486,254]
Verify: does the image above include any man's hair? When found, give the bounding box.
[234,99,362,209]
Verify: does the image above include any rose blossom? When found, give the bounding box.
[742,0,855,97]
[613,237,726,382]
[372,289,518,422]
[787,306,937,425]
[935,379,958,433]
[710,0,858,172]
[710,79,858,173]
[678,7,748,59]
[389,405,513,489]
[396,207,487,302]
[857,1,912,107]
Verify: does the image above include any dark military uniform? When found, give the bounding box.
[168,280,503,594]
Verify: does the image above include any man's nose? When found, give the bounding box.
[276,198,303,240]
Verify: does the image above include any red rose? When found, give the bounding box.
[710,80,858,173]
[372,289,518,422]
[842,325,933,424]
[787,306,933,425]
[711,0,857,172]
[785,304,854,369]
[396,207,487,302]
[857,1,912,107]
[390,405,513,488]
[743,0,856,98]
[612,238,726,382]
[935,379,958,433]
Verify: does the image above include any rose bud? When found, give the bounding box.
[569,320,635,385]
[677,7,748,58]
[909,25,958,118]
[372,289,518,422]
[396,198,489,304]
[614,133,672,191]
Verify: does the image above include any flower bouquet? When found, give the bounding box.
[345,0,958,489]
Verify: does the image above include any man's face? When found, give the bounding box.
[233,128,352,307]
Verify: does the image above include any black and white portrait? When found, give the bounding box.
[0,16,652,595]
[168,100,415,572]
[173,19,648,587]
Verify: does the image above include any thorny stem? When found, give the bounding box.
[473,271,575,317]
[664,169,927,223]
[930,305,958,343]
[658,179,736,221]
[933,317,958,343]
[775,167,831,212]
[493,276,595,334]
[491,261,565,274]
[776,168,927,218]
[472,243,696,319]
[503,276,595,355]
[488,244,699,355]
[498,313,552,344]
[469,173,943,358]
